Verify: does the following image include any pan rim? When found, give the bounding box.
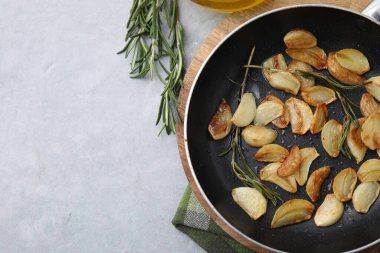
[183,4,380,253]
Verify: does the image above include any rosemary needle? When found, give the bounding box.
[119,0,184,135]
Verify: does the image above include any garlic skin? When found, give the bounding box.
[232,187,267,220]
[231,93,256,127]
[314,194,344,227]
[352,182,380,214]
[271,199,314,228]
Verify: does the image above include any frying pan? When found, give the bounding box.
[183,2,380,253]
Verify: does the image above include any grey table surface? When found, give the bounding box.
[0,0,225,252]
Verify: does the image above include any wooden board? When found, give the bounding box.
[176,1,378,252]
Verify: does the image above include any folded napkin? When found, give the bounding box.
[172,185,253,253]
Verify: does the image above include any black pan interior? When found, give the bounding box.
[186,6,380,253]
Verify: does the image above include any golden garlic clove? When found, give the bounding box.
[301,86,337,107]
[266,72,301,95]
[283,29,317,49]
[277,145,301,177]
[255,144,289,163]
[208,99,232,140]
[285,97,313,135]
[310,103,328,134]
[314,194,344,227]
[357,158,380,183]
[262,54,288,80]
[262,95,290,129]
[294,147,320,186]
[335,48,370,75]
[231,93,256,127]
[286,47,327,70]
[366,76,380,103]
[327,52,365,85]
[360,93,380,117]
[271,199,314,228]
[232,187,267,220]
[360,112,380,150]
[352,182,380,214]
[333,167,357,202]
[287,60,315,91]
[321,119,343,158]
[260,163,297,193]
[241,125,277,147]
[346,120,367,164]
[254,101,284,126]
[306,166,331,202]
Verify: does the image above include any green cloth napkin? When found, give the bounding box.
[172,185,254,253]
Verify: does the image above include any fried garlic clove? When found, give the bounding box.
[306,166,331,202]
[286,47,327,70]
[352,182,380,214]
[294,147,320,186]
[262,95,290,129]
[310,103,328,134]
[232,187,267,220]
[346,120,367,164]
[333,167,357,202]
[357,158,380,183]
[262,54,288,80]
[314,194,344,227]
[277,145,301,177]
[266,72,301,95]
[208,99,232,140]
[321,119,343,158]
[254,101,284,126]
[271,199,314,228]
[255,144,289,163]
[241,125,277,147]
[284,29,317,49]
[327,52,365,85]
[361,112,380,150]
[366,76,380,103]
[335,48,370,75]
[287,60,315,91]
[260,163,297,193]
[360,93,380,117]
[285,97,313,135]
[231,93,256,127]
[301,86,336,107]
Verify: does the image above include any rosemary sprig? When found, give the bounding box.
[118,0,184,135]
[221,46,282,205]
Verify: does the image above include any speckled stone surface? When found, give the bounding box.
[0,1,224,252]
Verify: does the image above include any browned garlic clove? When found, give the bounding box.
[306,166,331,202]
[208,98,232,140]
[333,167,357,202]
[271,199,315,228]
